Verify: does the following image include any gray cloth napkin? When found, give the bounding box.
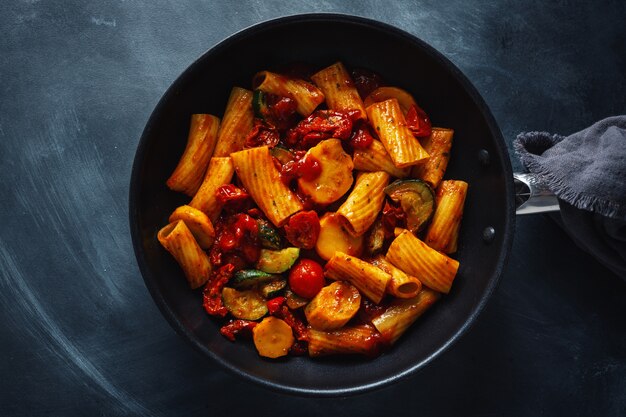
[514,116,626,279]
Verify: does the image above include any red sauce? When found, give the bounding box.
[220,319,257,342]
[405,103,432,138]
[202,264,234,317]
[285,110,353,149]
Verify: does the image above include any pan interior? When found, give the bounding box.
[130,15,514,395]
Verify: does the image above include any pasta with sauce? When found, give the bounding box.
[157,61,467,359]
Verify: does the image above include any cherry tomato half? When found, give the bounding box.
[288,259,325,299]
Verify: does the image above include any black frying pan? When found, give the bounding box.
[129,14,515,396]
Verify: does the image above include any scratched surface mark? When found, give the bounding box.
[1,0,625,416]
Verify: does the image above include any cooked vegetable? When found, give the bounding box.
[252,89,270,120]
[230,269,277,289]
[284,288,309,309]
[315,212,364,260]
[257,219,281,250]
[288,258,325,299]
[255,247,300,274]
[384,179,435,233]
[297,139,354,205]
[284,211,320,249]
[365,217,385,255]
[363,86,417,114]
[304,281,361,331]
[259,278,288,298]
[222,287,268,320]
[252,316,295,358]
[270,145,296,165]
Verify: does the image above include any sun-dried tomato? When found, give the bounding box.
[405,103,432,138]
[349,120,375,149]
[285,110,353,149]
[220,319,257,342]
[210,213,259,267]
[202,264,234,317]
[381,201,406,239]
[275,305,308,341]
[284,211,320,249]
[244,119,280,148]
[266,296,286,315]
[351,68,383,99]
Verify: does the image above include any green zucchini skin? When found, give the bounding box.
[230,269,277,289]
[257,219,281,250]
[270,146,296,165]
[222,287,268,320]
[256,247,300,273]
[259,279,288,298]
[252,89,270,120]
[384,179,435,233]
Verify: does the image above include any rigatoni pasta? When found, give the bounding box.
[337,171,389,237]
[156,60,469,361]
[311,62,367,120]
[411,127,454,188]
[424,180,468,253]
[253,71,324,116]
[212,87,254,157]
[325,251,391,304]
[189,157,235,221]
[371,288,440,344]
[352,139,411,178]
[366,98,430,168]
[230,146,303,227]
[166,114,220,196]
[387,229,459,294]
[157,220,212,289]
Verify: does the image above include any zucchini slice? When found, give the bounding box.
[252,316,294,358]
[365,217,385,255]
[259,278,288,298]
[256,247,300,273]
[384,179,435,233]
[270,146,296,165]
[222,287,268,320]
[257,219,281,250]
[285,288,309,309]
[230,269,277,289]
[252,89,270,120]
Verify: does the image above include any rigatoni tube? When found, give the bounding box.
[424,180,468,254]
[337,171,389,237]
[166,114,220,196]
[253,71,324,116]
[324,252,391,303]
[230,146,303,227]
[311,62,367,120]
[353,139,411,178]
[157,220,212,289]
[370,255,422,299]
[371,288,440,345]
[189,157,235,221]
[307,324,381,357]
[366,98,429,168]
[411,128,454,189]
[212,87,254,157]
[386,230,459,294]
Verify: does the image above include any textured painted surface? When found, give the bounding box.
[1,0,625,416]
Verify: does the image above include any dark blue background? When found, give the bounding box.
[1,1,624,415]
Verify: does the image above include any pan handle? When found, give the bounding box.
[514,172,560,215]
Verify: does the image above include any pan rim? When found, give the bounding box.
[129,12,516,396]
